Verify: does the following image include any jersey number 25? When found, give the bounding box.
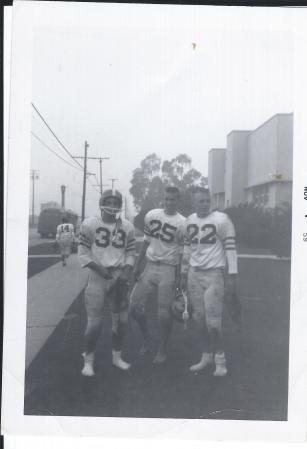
[149,219,177,243]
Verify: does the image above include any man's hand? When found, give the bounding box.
[225,274,237,296]
[98,265,113,280]
[179,272,188,292]
[224,274,241,326]
[133,266,142,282]
[120,265,133,283]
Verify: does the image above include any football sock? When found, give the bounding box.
[189,352,214,372]
[112,350,131,370]
[81,352,95,376]
[213,352,227,377]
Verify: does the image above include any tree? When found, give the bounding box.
[130,152,207,218]
[129,153,161,210]
[161,155,207,216]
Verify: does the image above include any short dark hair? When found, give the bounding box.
[191,186,211,197]
[165,186,180,197]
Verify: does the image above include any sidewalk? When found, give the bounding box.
[26,254,88,369]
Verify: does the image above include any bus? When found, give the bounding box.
[37,207,79,238]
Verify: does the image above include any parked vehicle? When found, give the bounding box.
[38,208,78,238]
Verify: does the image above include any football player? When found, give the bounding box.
[180,187,238,376]
[56,217,75,266]
[130,186,185,363]
[78,189,136,376]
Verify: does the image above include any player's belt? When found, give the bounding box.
[192,266,224,273]
[147,260,176,267]
[106,266,122,272]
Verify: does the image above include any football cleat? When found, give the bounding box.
[189,352,213,372]
[213,352,227,377]
[152,351,167,364]
[112,350,131,370]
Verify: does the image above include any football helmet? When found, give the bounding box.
[171,290,192,327]
[99,189,123,217]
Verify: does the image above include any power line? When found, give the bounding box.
[93,174,100,186]
[32,131,100,195]
[87,175,101,195]
[31,102,84,170]
[32,104,100,206]
[109,178,119,190]
[31,132,83,172]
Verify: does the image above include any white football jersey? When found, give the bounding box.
[56,223,74,241]
[143,209,185,265]
[78,215,136,268]
[183,211,238,274]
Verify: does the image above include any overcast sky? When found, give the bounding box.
[30,6,294,218]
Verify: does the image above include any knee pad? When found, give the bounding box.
[158,305,171,321]
[206,318,222,333]
[87,316,103,330]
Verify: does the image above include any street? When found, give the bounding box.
[24,239,290,420]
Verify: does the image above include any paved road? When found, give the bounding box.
[24,242,290,420]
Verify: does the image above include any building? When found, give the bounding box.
[208,113,293,210]
[208,148,226,210]
[40,201,61,212]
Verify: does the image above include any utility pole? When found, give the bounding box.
[89,157,110,196]
[73,140,89,221]
[73,143,110,220]
[60,185,66,209]
[94,183,110,195]
[109,178,119,190]
[99,159,103,196]
[124,196,127,219]
[30,170,39,226]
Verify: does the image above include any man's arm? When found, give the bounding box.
[175,222,185,289]
[120,225,136,283]
[133,212,152,280]
[175,254,183,289]
[219,215,238,278]
[219,215,241,324]
[133,240,150,280]
[85,261,113,280]
[179,224,191,291]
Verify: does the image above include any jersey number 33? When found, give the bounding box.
[95,227,126,248]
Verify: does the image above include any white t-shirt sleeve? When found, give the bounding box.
[218,215,238,274]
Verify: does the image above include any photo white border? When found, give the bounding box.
[2,1,307,442]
